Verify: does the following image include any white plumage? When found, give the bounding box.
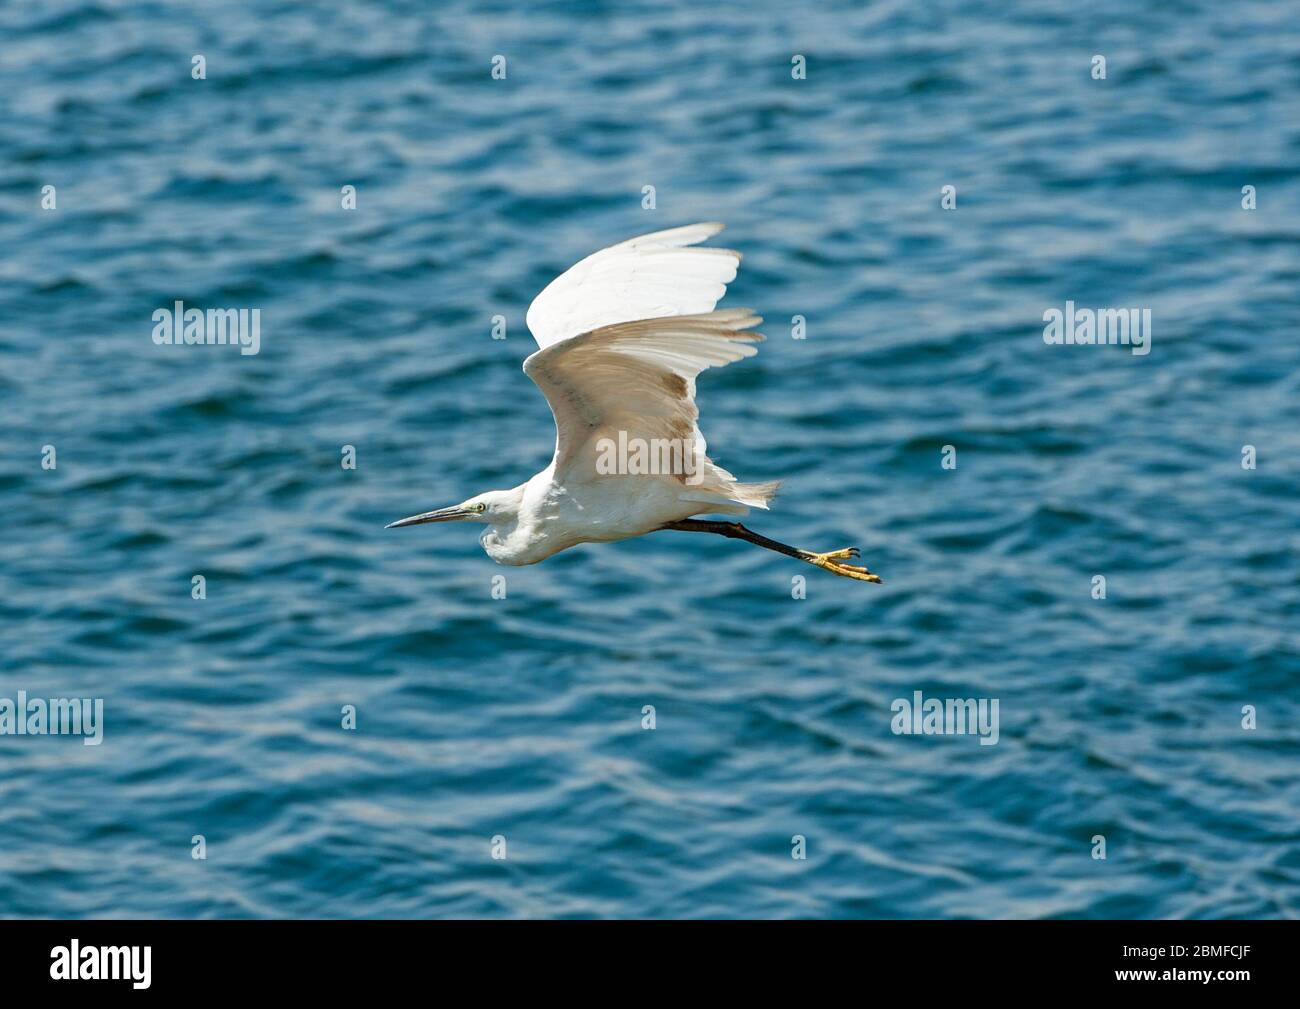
[387,223,880,584]
[525,221,740,349]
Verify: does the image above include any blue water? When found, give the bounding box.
[1,0,1298,919]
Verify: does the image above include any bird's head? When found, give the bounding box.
[385,487,522,529]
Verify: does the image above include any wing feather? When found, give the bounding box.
[523,311,777,507]
[525,223,741,350]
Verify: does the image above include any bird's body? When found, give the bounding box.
[479,465,726,566]
[388,223,881,583]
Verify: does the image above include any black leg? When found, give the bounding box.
[659,520,881,583]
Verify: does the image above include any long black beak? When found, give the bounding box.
[385,506,474,529]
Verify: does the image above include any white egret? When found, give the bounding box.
[387,223,881,583]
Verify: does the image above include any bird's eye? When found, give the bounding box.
[474,503,487,513]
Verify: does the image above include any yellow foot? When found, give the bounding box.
[798,547,883,583]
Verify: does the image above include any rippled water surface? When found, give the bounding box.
[1,0,1298,918]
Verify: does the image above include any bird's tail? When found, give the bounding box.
[728,480,781,509]
[677,478,780,515]
[681,478,780,510]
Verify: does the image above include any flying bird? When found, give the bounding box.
[387,223,881,583]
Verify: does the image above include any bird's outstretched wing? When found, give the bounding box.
[523,308,778,509]
[525,222,741,351]
[522,224,776,508]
